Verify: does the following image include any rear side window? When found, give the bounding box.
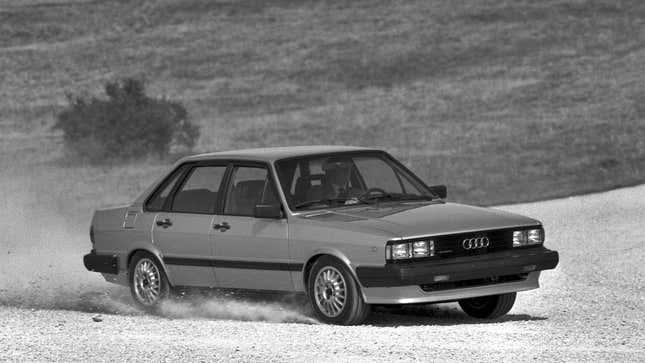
[171,166,226,214]
[145,166,186,212]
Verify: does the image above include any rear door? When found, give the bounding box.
[211,163,294,291]
[151,163,227,287]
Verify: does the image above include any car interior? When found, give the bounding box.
[294,174,331,205]
[172,189,218,214]
[226,180,266,216]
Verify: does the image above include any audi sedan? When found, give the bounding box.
[84,146,559,325]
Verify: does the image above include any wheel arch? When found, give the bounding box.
[126,246,173,286]
[301,249,366,301]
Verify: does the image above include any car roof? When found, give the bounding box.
[179,145,381,163]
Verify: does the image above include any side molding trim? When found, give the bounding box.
[163,257,304,271]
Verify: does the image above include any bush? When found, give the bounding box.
[55,78,199,162]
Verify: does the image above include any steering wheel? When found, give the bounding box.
[357,188,388,203]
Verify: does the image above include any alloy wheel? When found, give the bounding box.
[313,266,347,317]
[133,258,161,305]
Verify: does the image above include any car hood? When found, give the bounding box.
[300,201,541,238]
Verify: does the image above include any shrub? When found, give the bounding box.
[54,78,199,162]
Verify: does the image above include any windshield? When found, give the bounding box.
[275,152,435,211]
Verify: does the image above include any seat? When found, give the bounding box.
[227,180,265,216]
[294,174,331,204]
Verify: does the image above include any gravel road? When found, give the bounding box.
[1,185,644,362]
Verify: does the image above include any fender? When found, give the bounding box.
[301,247,367,301]
[125,241,175,286]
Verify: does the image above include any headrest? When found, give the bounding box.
[295,174,326,186]
[233,180,265,197]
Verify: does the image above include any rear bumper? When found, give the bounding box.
[356,246,559,288]
[83,250,119,275]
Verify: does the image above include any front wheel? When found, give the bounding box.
[129,251,170,311]
[307,256,370,325]
[458,292,516,319]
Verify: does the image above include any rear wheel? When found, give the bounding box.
[307,256,370,325]
[458,292,516,319]
[129,251,170,311]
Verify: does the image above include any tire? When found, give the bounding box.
[128,251,170,311]
[307,256,370,325]
[458,292,516,319]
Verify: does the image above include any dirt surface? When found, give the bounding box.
[1,185,644,362]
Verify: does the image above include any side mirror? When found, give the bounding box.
[254,204,283,219]
[429,185,447,199]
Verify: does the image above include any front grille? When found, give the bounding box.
[385,226,540,264]
[419,274,528,292]
[433,228,514,258]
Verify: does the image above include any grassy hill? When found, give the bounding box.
[1,0,645,210]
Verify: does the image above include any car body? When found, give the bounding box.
[84,145,559,324]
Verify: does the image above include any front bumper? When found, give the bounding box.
[356,246,559,288]
[362,271,542,304]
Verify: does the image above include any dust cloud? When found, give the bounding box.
[0,169,315,324]
[0,180,139,315]
[158,294,317,324]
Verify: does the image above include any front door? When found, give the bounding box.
[211,164,293,291]
[151,164,227,287]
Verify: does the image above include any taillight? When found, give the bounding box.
[89,225,95,245]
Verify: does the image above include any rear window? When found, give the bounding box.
[171,166,227,214]
[145,166,186,212]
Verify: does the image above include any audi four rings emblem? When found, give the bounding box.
[462,237,490,249]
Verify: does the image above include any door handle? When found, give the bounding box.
[213,222,230,231]
[156,218,172,228]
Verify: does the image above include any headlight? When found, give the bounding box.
[412,241,429,257]
[512,231,526,246]
[391,243,410,259]
[513,228,544,247]
[386,240,434,261]
[527,229,543,244]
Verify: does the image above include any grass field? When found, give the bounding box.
[1,0,645,220]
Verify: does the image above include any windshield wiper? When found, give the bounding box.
[394,194,436,201]
[295,193,435,209]
[294,198,349,210]
[356,190,394,204]
[359,193,436,204]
